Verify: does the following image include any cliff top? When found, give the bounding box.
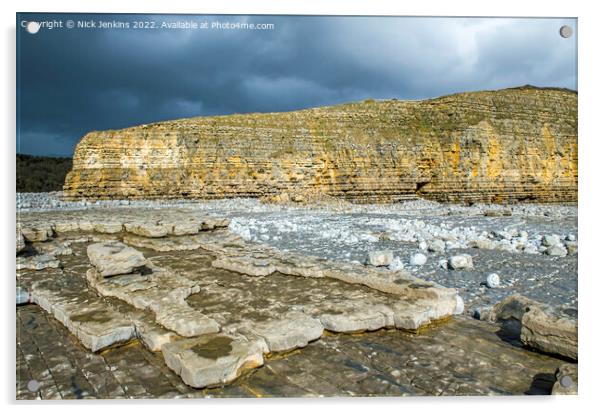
[85,85,577,133]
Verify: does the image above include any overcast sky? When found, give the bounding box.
[17,14,577,156]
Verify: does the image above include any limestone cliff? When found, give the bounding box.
[64,86,577,203]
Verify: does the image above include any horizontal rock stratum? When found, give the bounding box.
[63,86,577,203]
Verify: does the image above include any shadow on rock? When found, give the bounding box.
[525,372,556,395]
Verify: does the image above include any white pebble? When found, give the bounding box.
[388,256,405,271]
[409,253,427,266]
[486,273,500,288]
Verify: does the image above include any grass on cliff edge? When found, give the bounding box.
[16,154,72,192]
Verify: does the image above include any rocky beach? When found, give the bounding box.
[16,86,578,398]
[16,192,577,398]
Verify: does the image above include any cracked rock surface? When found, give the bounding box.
[16,200,577,396]
[17,207,461,389]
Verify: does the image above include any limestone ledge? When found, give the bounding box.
[17,208,463,388]
[29,270,137,352]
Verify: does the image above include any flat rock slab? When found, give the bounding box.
[16,254,60,271]
[124,222,170,238]
[30,273,136,352]
[17,304,571,398]
[17,208,464,392]
[17,209,228,240]
[20,224,53,242]
[86,266,220,337]
[87,241,147,277]
[200,230,460,312]
[248,312,324,353]
[132,315,179,352]
[123,233,206,252]
[162,334,267,388]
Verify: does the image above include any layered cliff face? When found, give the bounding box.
[64,86,577,203]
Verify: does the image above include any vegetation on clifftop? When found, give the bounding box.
[17,154,72,192]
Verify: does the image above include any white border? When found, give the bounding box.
[2,1,600,412]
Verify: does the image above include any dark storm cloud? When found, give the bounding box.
[16,14,577,156]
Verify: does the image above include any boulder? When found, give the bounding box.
[36,241,73,257]
[480,294,578,361]
[545,245,568,257]
[542,234,561,247]
[448,254,474,270]
[162,334,266,388]
[409,253,427,266]
[427,239,446,253]
[87,241,147,277]
[521,306,577,360]
[470,238,496,250]
[367,250,393,267]
[132,316,178,352]
[482,294,538,322]
[20,224,53,242]
[565,241,578,255]
[388,256,404,271]
[551,363,578,395]
[30,276,136,352]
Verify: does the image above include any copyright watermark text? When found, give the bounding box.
[21,18,275,34]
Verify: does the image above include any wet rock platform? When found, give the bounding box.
[16,204,577,398]
[17,304,570,399]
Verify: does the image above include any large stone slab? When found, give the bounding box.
[130,312,179,352]
[17,207,465,391]
[87,241,147,277]
[124,222,170,238]
[162,334,267,388]
[86,265,220,337]
[30,273,136,352]
[16,254,60,271]
[318,305,392,333]
[93,221,124,234]
[248,312,324,352]
[123,233,204,251]
[212,256,276,277]
[20,224,53,242]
